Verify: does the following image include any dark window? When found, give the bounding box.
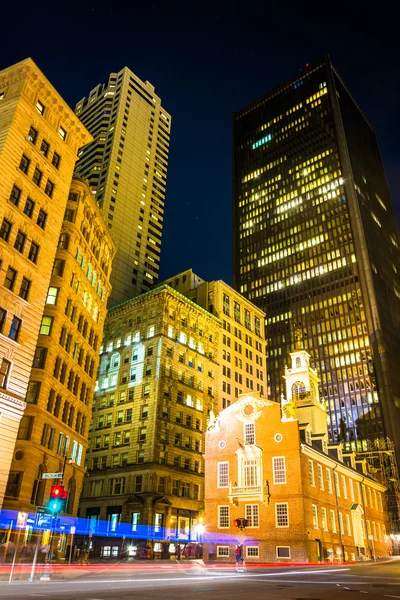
[5,471,22,499]
[52,259,65,277]
[64,209,75,222]
[26,381,41,403]
[27,126,38,144]
[44,180,54,198]
[0,307,7,333]
[58,233,70,250]
[19,277,31,301]
[40,139,49,157]
[19,154,30,174]
[9,185,21,206]
[68,192,78,202]
[52,152,61,169]
[8,316,22,342]
[32,167,43,186]
[4,267,17,291]
[28,241,40,263]
[0,218,12,241]
[14,230,26,253]
[36,100,45,115]
[0,358,12,388]
[17,415,34,440]
[24,198,35,217]
[37,209,47,229]
[33,347,47,369]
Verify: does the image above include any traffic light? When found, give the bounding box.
[234,518,251,529]
[46,484,68,514]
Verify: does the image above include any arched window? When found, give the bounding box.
[295,357,301,368]
[30,464,46,506]
[58,232,70,250]
[292,381,307,400]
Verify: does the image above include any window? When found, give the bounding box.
[52,152,61,169]
[245,504,259,527]
[312,504,319,528]
[18,415,33,440]
[218,505,230,528]
[19,154,30,174]
[244,422,255,444]
[342,475,348,499]
[58,233,70,250]
[40,316,53,335]
[273,457,286,484]
[132,512,140,532]
[0,307,6,334]
[275,503,289,527]
[244,459,258,487]
[339,512,344,535]
[246,546,259,558]
[326,468,333,493]
[8,316,22,341]
[109,477,125,495]
[64,209,75,222]
[14,230,26,253]
[141,404,148,419]
[321,507,328,531]
[330,509,337,533]
[316,464,324,490]
[4,267,17,291]
[217,546,229,557]
[24,198,35,217]
[0,358,12,388]
[346,513,352,536]
[308,460,315,486]
[334,472,340,496]
[46,287,59,305]
[36,100,45,115]
[52,259,65,277]
[26,381,41,403]
[5,472,22,499]
[40,139,49,156]
[19,277,31,301]
[32,167,43,186]
[276,546,290,558]
[28,241,40,264]
[44,180,54,198]
[9,185,21,206]
[218,462,229,488]
[58,126,67,140]
[33,347,47,369]
[37,209,47,229]
[0,218,12,241]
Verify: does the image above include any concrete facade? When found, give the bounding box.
[0,59,91,508]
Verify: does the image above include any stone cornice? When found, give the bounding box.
[0,391,26,415]
[0,58,92,148]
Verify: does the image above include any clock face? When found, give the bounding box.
[218,440,226,449]
[243,403,255,417]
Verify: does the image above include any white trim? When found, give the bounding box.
[275,502,289,528]
[217,461,229,488]
[216,545,229,557]
[245,546,259,558]
[272,456,286,484]
[218,505,230,529]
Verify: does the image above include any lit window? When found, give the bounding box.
[39,316,53,336]
[218,462,229,488]
[58,126,67,141]
[273,457,286,484]
[36,100,45,115]
[218,505,230,528]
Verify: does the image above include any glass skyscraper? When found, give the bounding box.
[233,55,400,460]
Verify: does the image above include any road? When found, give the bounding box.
[0,559,400,599]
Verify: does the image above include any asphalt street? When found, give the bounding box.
[0,560,400,599]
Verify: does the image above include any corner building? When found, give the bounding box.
[0,59,91,508]
[74,68,170,307]
[3,176,114,515]
[80,285,220,558]
[204,346,390,563]
[233,55,400,462]
[161,269,266,412]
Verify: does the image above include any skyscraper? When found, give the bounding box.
[0,58,91,508]
[74,68,170,307]
[233,56,400,461]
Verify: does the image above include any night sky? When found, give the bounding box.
[1,1,399,286]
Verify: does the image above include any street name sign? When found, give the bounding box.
[42,472,63,479]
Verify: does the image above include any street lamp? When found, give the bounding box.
[234,518,250,570]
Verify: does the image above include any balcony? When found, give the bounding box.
[228,483,263,503]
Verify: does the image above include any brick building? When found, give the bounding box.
[204,344,390,562]
[0,59,91,507]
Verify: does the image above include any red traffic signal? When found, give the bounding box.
[50,484,65,499]
[234,518,251,529]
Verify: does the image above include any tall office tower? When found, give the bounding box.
[74,68,170,307]
[161,269,266,412]
[233,56,400,460]
[80,284,220,558]
[2,176,114,516]
[0,58,91,508]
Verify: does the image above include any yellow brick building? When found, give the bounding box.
[80,284,221,558]
[204,345,391,563]
[3,176,114,515]
[0,59,91,507]
[161,269,266,412]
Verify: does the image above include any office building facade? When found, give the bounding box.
[161,269,266,412]
[80,285,220,558]
[233,56,400,460]
[74,68,170,307]
[3,176,114,515]
[0,59,91,508]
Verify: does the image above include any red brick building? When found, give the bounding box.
[204,346,390,562]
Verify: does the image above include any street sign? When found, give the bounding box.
[42,472,63,479]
